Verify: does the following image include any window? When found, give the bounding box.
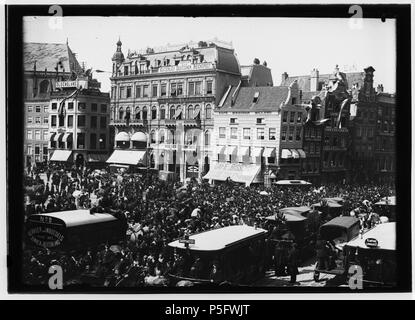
[219,127,226,139]
[195,81,201,95]
[90,133,97,150]
[151,107,157,120]
[283,111,288,123]
[257,128,265,140]
[119,107,124,120]
[43,106,48,113]
[126,86,132,98]
[243,128,251,140]
[28,106,33,112]
[43,146,48,156]
[78,102,86,111]
[161,84,167,97]
[281,126,287,141]
[91,103,98,112]
[231,128,238,139]
[152,84,158,97]
[177,83,183,96]
[51,115,56,127]
[269,128,276,140]
[297,112,302,123]
[43,131,48,141]
[77,133,85,149]
[39,80,49,94]
[288,126,294,141]
[143,85,149,98]
[124,66,129,76]
[35,145,40,155]
[136,86,141,98]
[159,130,165,144]
[35,117,41,124]
[160,106,166,120]
[206,80,213,94]
[100,116,107,128]
[58,115,64,127]
[51,103,57,110]
[90,116,97,128]
[35,130,41,140]
[296,127,302,141]
[101,104,107,113]
[256,118,264,124]
[187,105,194,119]
[68,102,73,110]
[35,106,41,113]
[111,87,116,99]
[290,112,295,123]
[188,82,195,96]
[291,97,296,105]
[27,130,32,140]
[142,107,148,120]
[120,87,125,99]
[67,115,73,127]
[99,134,106,149]
[78,115,86,127]
[230,118,237,124]
[170,83,177,96]
[205,105,212,119]
[27,144,32,155]
[253,92,259,103]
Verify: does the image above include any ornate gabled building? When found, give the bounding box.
[108,39,241,181]
[23,42,83,167]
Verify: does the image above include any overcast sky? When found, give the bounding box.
[23,16,396,93]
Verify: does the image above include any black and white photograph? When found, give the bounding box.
[4,3,412,298]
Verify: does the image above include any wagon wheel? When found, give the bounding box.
[313,271,320,282]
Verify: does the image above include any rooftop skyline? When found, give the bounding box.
[23,16,396,93]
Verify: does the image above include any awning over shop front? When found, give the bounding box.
[106,150,146,165]
[251,147,264,158]
[203,162,261,186]
[88,154,109,162]
[49,133,56,141]
[238,146,250,157]
[54,133,64,142]
[297,149,306,158]
[224,145,238,156]
[290,149,300,159]
[62,133,73,143]
[50,150,72,162]
[263,147,276,158]
[281,149,292,159]
[115,131,130,142]
[215,145,226,155]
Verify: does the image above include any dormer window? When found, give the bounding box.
[124,66,129,76]
[291,97,297,105]
[253,92,259,103]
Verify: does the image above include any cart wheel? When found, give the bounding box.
[313,271,320,282]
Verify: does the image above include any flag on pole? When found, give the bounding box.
[336,98,349,128]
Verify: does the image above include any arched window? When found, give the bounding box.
[119,107,124,120]
[169,105,175,120]
[125,107,131,120]
[160,105,166,120]
[159,129,165,143]
[135,107,141,120]
[205,130,210,146]
[142,106,148,120]
[150,130,156,144]
[205,104,212,119]
[194,105,201,120]
[186,105,193,119]
[39,80,49,94]
[151,106,157,120]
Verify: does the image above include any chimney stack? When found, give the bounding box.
[310,68,319,91]
[377,84,384,93]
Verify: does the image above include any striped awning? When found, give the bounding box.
[62,133,73,143]
[290,149,300,159]
[173,107,183,119]
[297,149,306,158]
[281,149,292,159]
[238,146,250,157]
[224,145,238,156]
[251,147,263,158]
[49,132,56,141]
[193,107,201,119]
[115,131,130,142]
[263,147,276,158]
[50,150,72,162]
[54,133,64,142]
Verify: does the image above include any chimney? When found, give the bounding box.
[310,68,319,91]
[377,84,384,93]
[281,72,288,84]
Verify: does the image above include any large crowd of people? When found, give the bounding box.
[22,163,395,287]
